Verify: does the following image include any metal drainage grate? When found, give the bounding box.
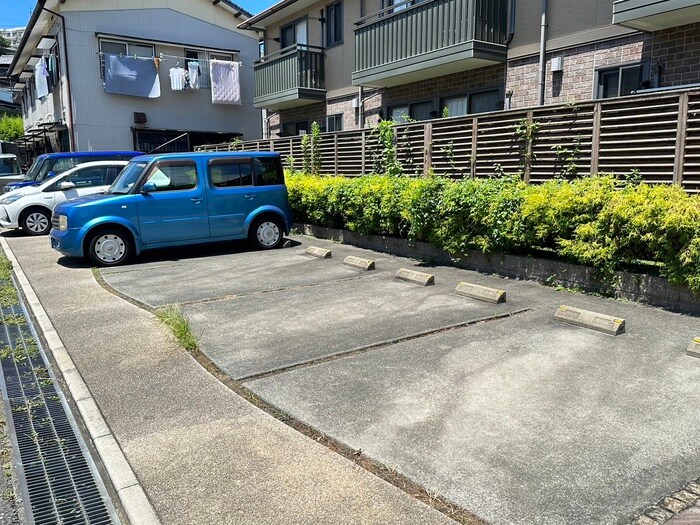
[0,279,119,525]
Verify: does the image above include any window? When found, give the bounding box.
[468,89,501,114]
[64,166,110,188]
[596,63,648,99]
[142,161,197,192]
[282,121,309,137]
[253,157,284,186]
[280,19,308,49]
[184,50,234,88]
[208,159,253,187]
[326,114,343,132]
[388,101,433,122]
[99,40,154,77]
[133,129,189,153]
[326,2,343,47]
[442,95,468,117]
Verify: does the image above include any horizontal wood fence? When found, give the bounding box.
[196,88,700,191]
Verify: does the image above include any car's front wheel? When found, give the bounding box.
[249,216,284,250]
[87,228,131,267]
[20,208,51,236]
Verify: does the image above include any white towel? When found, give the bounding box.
[210,59,241,105]
[188,61,200,90]
[35,56,49,99]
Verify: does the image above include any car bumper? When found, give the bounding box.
[50,228,83,257]
[0,206,18,229]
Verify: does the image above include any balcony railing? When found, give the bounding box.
[253,45,326,109]
[613,0,700,31]
[352,0,508,87]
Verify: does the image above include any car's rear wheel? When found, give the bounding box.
[249,216,284,250]
[20,208,51,236]
[87,228,131,267]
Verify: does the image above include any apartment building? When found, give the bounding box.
[240,0,700,138]
[9,0,261,155]
[0,28,26,50]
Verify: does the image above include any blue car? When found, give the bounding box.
[5,151,140,193]
[50,151,293,266]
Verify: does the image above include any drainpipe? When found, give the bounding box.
[538,0,547,106]
[358,86,364,128]
[42,6,75,151]
[505,0,516,45]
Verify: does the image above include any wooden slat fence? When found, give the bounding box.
[196,88,700,191]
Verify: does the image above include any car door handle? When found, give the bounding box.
[191,198,203,204]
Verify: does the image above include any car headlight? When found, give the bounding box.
[57,215,68,231]
[0,193,23,205]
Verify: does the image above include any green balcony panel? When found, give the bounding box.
[352,0,508,88]
[254,45,326,110]
[613,0,700,31]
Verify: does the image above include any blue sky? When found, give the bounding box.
[0,0,276,29]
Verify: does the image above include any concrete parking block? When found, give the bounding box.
[554,305,625,335]
[455,282,506,304]
[687,338,700,358]
[395,268,434,286]
[305,246,332,259]
[343,256,375,271]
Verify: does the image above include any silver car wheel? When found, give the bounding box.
[94,234,126,263]
[256,221,280,247]
[26,212,50,234]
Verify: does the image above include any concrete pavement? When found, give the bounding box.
[1,232,454,525]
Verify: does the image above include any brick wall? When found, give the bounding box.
[507,23,700,109]
[269,65,505,136]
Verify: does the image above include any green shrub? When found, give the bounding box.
[285,172,700,293]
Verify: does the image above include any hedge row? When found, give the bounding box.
[285,173,700,294]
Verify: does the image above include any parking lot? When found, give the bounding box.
[92,235,700,525]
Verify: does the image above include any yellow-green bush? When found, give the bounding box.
[285,172,700,293]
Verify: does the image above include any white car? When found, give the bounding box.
[0,160,128,235]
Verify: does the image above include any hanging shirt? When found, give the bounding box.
[169,67,187,91]
[187,61,200,90]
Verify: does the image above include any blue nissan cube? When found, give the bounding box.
[50,151,293,266]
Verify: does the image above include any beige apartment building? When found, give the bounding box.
[239,0,700,138]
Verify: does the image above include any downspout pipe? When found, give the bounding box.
[42,6,76,151]
[505,0,516,45]
[538,0,547,106]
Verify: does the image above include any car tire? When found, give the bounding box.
[87,228,131,267]
[249,216,284,250]
[20,208,51,236]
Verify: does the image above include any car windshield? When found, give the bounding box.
[108,161,147,194]
[0,157,21,175]
[24,157,47,181]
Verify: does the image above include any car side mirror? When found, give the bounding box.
[141,181,157,194]
[59,181,75,190]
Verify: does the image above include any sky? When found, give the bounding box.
[0,0,277,29]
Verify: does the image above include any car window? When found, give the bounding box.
[105,166,123,185]
[50,157,80,176]
[208,159,253,188]
[64,166,109,187]
[143,161,197,192]
[253,157,284,186]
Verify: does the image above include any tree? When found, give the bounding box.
[0,36,11,54]
[0,115,24,142]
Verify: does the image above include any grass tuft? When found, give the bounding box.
[0,257,12,282]
[156,305,200,354]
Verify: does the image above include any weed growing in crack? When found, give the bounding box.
[156,305,200,354]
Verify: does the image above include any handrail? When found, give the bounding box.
[354,0,436,27]
[255,44,325,65]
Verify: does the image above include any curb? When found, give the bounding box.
[0,237,160,525]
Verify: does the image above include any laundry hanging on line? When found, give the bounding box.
[210,59,241,105]
[35,56,49,99]
[103,54,161,98]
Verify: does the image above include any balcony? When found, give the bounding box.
[253,45,326,110]
[352,0,508,88]
[613,0,700,31]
